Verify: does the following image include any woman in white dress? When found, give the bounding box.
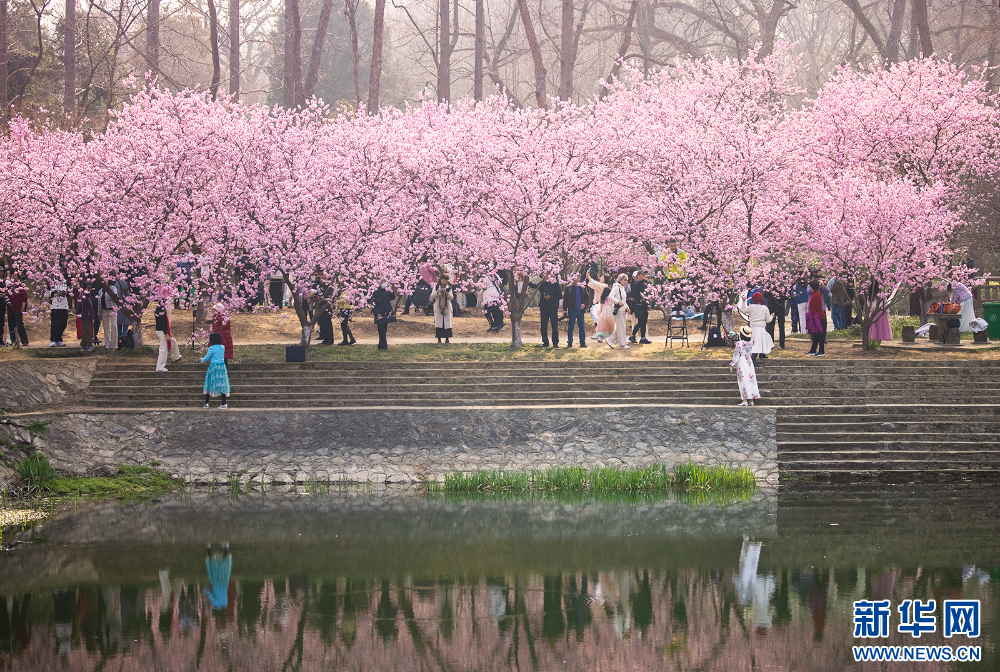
[608,273,631,349]
[950,282,976,332]
[586,273,616,344]
[738,291,774,360]
[730,327,760,406]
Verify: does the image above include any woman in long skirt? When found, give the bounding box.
[950,282,976,332]
[586,273,616,344]
[730,327,760,406]
[201,332,231,409]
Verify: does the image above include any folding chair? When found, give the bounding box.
[665,313,689,348]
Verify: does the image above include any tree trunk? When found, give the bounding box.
[840,0,887,61]
[911,0,932,57]
[473,0,483,99]
[884,0,907,64]
[345,0,361,107]
[207,0,221,99]
[367,0,385,110]
[228,0,238,97]
[437,0,450,102]
[283,0,302,107]
[0,0,6,124]
[303,0,335,100]
[146,0,159,77]
[598,0,637,100]
[558,0,573,100]
[64,0,75,112]
[509,295,524,348]
[515,0,546,108]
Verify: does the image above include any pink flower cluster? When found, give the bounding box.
[1,50,995,346]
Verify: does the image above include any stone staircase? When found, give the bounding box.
[83,359,1000,480]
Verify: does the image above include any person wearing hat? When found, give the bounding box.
[628,270,651,344]
[729,326,760,406]
[738,291,774,361]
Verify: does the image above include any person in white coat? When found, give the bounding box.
[430,275,455,344]
[738,291,774,360]
[609,274,631,349]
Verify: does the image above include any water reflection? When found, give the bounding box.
[1,485,999,670]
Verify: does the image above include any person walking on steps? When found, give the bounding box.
[562,274,591,347]
[430,275,455,345]
[805,279,827,357]
[201,332,231,409]
[628,270,652,344]
[730,326,760,406]
[154,301,182,372]
[336,292,356,345]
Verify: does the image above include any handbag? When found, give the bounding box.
[612,304,620,316]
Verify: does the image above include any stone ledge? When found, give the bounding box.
[1,407,778,486]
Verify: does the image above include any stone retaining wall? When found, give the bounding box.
[4,406,778,485]
[0,359,96,411]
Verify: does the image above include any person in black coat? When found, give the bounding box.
[628,271,651,344]
[370,284,396,350]
[530,277,562,347]
[763,290,786,350]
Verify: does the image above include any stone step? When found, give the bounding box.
[781,459,1000,471]
[777,435,1000,446]
[781,449,1000,459]
[779,441,1000,453]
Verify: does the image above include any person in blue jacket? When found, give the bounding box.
[201,332,231,409]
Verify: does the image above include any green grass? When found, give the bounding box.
[435,462,757,495]
[40,464,179,498]
[15,454,58,494]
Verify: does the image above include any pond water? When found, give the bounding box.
[1,484,999,671]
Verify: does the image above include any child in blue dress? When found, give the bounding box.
[201,332,231,409]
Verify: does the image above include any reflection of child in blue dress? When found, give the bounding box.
[205,542,232,610]
[201,333,231,410]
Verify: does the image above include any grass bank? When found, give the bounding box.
[13,454,180,498]
[431,462,757,495]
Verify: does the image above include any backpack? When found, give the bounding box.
[118,328,135,350]
[705,326,727,348]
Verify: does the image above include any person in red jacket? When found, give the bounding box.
[6,275,29,347]
[211,304,234,364]
[805,279,827,357]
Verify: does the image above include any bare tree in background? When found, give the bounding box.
[283,0,302,106]
[146,0,158,76]
[345,0,361,106]
[0,0,6,122]
[228,0,237,96]
[303,0,334,99]
[473,0,483,99]
[207,0,220,97]
[437,0,449,100]
[515,0,546,107]
[368,0,386,109]
[65,0,76,111]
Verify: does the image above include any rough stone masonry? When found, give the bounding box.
[5,406,778,485]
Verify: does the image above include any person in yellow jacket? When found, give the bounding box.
[663,239,689,279]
